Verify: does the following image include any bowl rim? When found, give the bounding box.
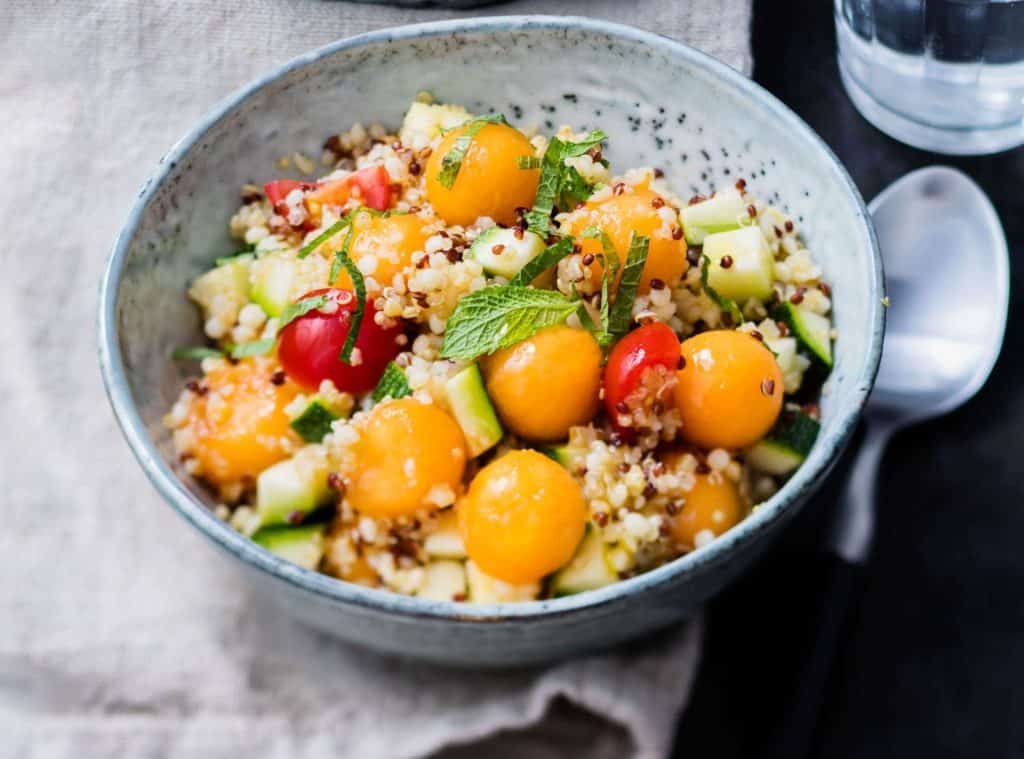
[98,14,885,622]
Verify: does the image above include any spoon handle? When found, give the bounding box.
[758,424,890,758]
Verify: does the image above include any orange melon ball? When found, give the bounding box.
[425,122,539,226]
[187,357,300,485]
[564,188,687,293]
[333,211,433,290]
[482,325,602,441]
[458,450,587,584]
[670,472,744,550]
[347,398,467,518]
[674,330,783,449]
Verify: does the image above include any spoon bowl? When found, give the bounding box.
[868,166,1009,423]
[769,166,1009,757]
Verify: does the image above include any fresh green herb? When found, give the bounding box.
[581,225,620,280]
[440,286,581,361]
[333,249,365,364]
[289,400,340,443]
[372,361,413,403]
[229,338,276,359]
[599,269,612,340]
[214,243,256,266]
[700,255,744,323]
[298,212,354,259]
[607,233,650,337]
[172,346,224,361]
[525,130,608,236]
[278,294,330,331]
[328,225,356,285]
[517,156,542,170]
[509,237,575,286]
[437,113,508,190]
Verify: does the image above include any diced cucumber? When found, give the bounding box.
[465,560,540,603]
[256,446,332,526]
[702,226,775,302]
[465,226,546,279]
[543,444,574,470]
[417,560,467,601]
[773,302,833,369]
[746,411,821,476]
[289,399,340,443]
[444,365,503,457]
[550,526,617,596]
[423,512,467,559]
[251,524,326,570]
[681,187,748,245]
[249,251,299,317]
[765,336,808,395]
[188,255,252,322]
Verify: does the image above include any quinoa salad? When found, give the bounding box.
[164,96,834,602]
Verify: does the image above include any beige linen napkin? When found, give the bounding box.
[0,1,751,757]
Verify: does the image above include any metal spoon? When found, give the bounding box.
[767,166,1009,758]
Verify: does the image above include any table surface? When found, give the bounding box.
[674,1,1024,757]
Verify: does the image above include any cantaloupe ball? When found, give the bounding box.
[187,357,300,485]
[425,122,539,226]
[482,325,602,441]
[347,398,467,518]
[674,330,783,449]
[458,450,587,584]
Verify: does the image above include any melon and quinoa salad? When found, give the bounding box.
[164,95,834,603]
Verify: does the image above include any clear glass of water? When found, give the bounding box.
[836,0,1024,154]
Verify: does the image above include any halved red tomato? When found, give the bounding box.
[277,288,403,393]
[603,322,681,433]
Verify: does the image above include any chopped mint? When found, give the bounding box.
[437,114,508,190]
[509,237,574,286]
[229,338,275,359]
[525,130,608,236]
[278,294,330,331]
[517,156,542,170]
[172,346,224,361]
[607,234,650,337]
[440,286,581,361]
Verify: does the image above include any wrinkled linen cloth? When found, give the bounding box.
[0,1,751,757]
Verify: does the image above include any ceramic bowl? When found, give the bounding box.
[98,16,884,666]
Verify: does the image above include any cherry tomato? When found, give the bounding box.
[264,180,316,218]
[277,288,402,393]
[304,166,393,221]
[603,323,681,432]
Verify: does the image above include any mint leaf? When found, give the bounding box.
[278,294,329,331]
[229,338,275,359]
[437,114,508,190]
[372,361,412,403]
[509,237,574,286]
[608,234,650,336]
[517,156,542,170]
[328,225,356,284]
[526,130,608,237]
[440,286,581,361]
[700,255,744,324]
[333,250,365,364]
[172,346,224,361]
[298,211,357,259]
[581,225,620,279]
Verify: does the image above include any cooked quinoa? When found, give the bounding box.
[164,97,834,602]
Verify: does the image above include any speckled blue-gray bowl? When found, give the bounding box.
[98,16,884,666]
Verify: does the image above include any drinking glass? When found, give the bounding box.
[836,0,1024,154]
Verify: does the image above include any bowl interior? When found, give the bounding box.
[102,17,882,616]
